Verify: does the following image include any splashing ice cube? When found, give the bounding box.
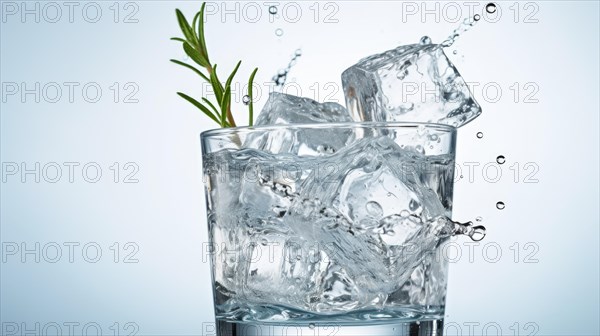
[341,43,481,127]
[247,92,354,155]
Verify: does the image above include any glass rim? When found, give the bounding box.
[200,121,456,139]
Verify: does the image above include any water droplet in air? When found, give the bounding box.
[275,28,283,36]
[476,132,483,139]
[453,50,458,55]
[474,14,481,21]
[261,238,268,246]
[308,323,316,329]
[242,95,251,105]
[476,216,483,222]
[366,201,383,217]
[486,3,497,14]
[496,201,505,210]
[269,6,278,15]
[469,226,487,241]
[452,219,487,241]
[496,155,506,164]
[295,49,302,56]
[420,36,432,45]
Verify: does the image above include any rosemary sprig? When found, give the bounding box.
[171,3,258,128]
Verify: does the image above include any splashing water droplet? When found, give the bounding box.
[486,3,497,14]
[453,50,458,55]
[272,48,303,89]
[308,323,315,330]
[440,15,479,48]
[451,220,487,241]
[496,155,506,164]
[269,6,277,15]
[476,132,483,139]
[476,216,483,222]
[496,201,505,210]
[420,36,432,45]
[242,95,251,105]
[275,28,283,37]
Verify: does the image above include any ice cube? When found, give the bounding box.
[255,92,352,125]
[282,136,450,310]
[342,43,481,127]
[246,93,354,155]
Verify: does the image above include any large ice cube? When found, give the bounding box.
[246,93,354,155]
[282,136,452,311]
[342,43,481,127]
[255,92,352,125]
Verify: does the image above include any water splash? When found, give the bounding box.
[440,15,480,48]
[451,219,487,241]
[496,155,506,164]
[272,49,303,89]
[486,3,497,14]
[420,36,432,45]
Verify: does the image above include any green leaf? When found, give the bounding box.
[170,37,186,43]
[183,42,209,68]
[170,59,210,82]
[191,12,201,41]
[202,97,220,116]
[198,3,210,63]
[175,9,197,47]
[247,68,258,126]
[210,64,224,103]
[177,92,221,125]
[225,61,242,91]
[219,85,231,127]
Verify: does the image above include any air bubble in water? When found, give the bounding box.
[275,28,283,36]
[242,95,251,105]
[474,14,481,21]
[420,36,432,45]
[496,155,506,164]
[476,132,483,139]
[486,3,497,14]
[269,6,277,15]
[496,201,505,210]
[366,201,383,217]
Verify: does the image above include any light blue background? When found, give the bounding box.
[1,1,599,335]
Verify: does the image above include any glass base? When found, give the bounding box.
[215,319,444,336]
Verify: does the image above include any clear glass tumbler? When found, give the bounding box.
[201,122,456,336]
